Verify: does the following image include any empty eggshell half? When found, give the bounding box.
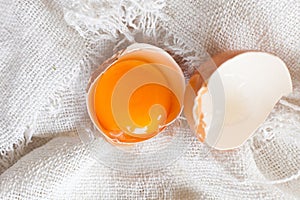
[185,51,293,150]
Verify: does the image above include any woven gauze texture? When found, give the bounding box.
[0,0,299,199]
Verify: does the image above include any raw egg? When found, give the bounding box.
[87,43,185,144]
[184,51,293,150]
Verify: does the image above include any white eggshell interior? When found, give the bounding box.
[196,52,293,150]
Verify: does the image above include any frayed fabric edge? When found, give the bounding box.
[0,132,31,174]
[0,107,37,166]
[63,0,204,76]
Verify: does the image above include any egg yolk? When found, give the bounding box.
[94,59,181,143]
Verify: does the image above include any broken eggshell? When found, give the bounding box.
[184,51,293,150]
[86,43,185,144]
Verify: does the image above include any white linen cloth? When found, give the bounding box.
[0,0,300,199]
